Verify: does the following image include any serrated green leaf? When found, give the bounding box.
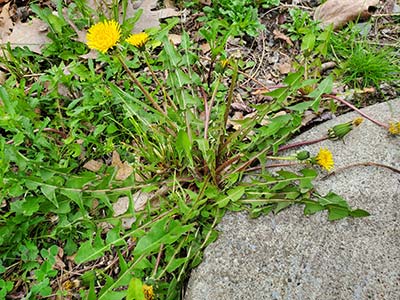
[259,114,292,137]
[98,255,147,300]
[75,241,107,264]
[299,168,317,192]
[40,185,58,208]
[21,200,40,216]
[60,190,84,210]
[0,86,15,116]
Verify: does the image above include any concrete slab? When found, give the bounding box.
[185,100,400,300]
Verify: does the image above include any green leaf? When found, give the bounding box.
[327,205,349,221]
[133,218,194,258]
[274,201,292,214]
[98,256,148,300]
[301,32,315,52]
[259,114,292,137]
[283,68,304,86]
[40,185,58,208]
[303,200,324,215]
[60,190,84,210]
[318,192,349,208]
[21,199,40,216]
[166,257,186,273]
[216,186,245,208]
[349,209,370,218]
[74,240,107,264]
[0,86,15,116]
[176,129,193,165]
[309,75,333,112]
[299,168,317,192]
[126,278,145,300]
[287,100,313,112]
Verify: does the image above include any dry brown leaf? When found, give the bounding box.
[111,150,133,181]
[251,88,270,95]
[54,247,66,270]
[125,0,181,33]
[314,0,379,29]
[113,196,130,216]
[273,29,294,46]
[113,191,152,228]
[164,0,175,8]
[83,160,103,172]
[200,42,211,54]
[228,111,244,131]
[62,8,86,44]
[199,0,211,5]
[0,2,13,42]
[278,62,292,74]
[5,18,50,53]
[168,33,182,45]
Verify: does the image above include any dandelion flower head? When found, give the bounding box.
[388,121,400,135]
[142,284,154,300]
[352,117,364,127]
[86,20,121,53]
[316,148,334,171]
[126,32,149,48]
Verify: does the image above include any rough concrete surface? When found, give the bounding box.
[185,100,400,300]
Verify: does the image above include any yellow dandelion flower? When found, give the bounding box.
[86,20,121,53]
[126,32,149,49]
[388,121,400,135]
[352,117,364,127]
[315,148,334,171]
[142,284,154,300]
[220,59,230,68]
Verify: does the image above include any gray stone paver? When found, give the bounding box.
[185,100,400,300]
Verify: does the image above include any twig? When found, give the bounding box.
[152,244,164,277]
[204,76,221,139]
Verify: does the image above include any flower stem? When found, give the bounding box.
[117,54,166,116]
[143,50,177,111]
[322,161,400,179]
[272,136,329,154]
[217,59,238,163]
[204,75,222,139]
[324,94,389,129]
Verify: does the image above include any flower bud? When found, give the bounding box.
[296,150,310,161]
[328,120,352,140]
